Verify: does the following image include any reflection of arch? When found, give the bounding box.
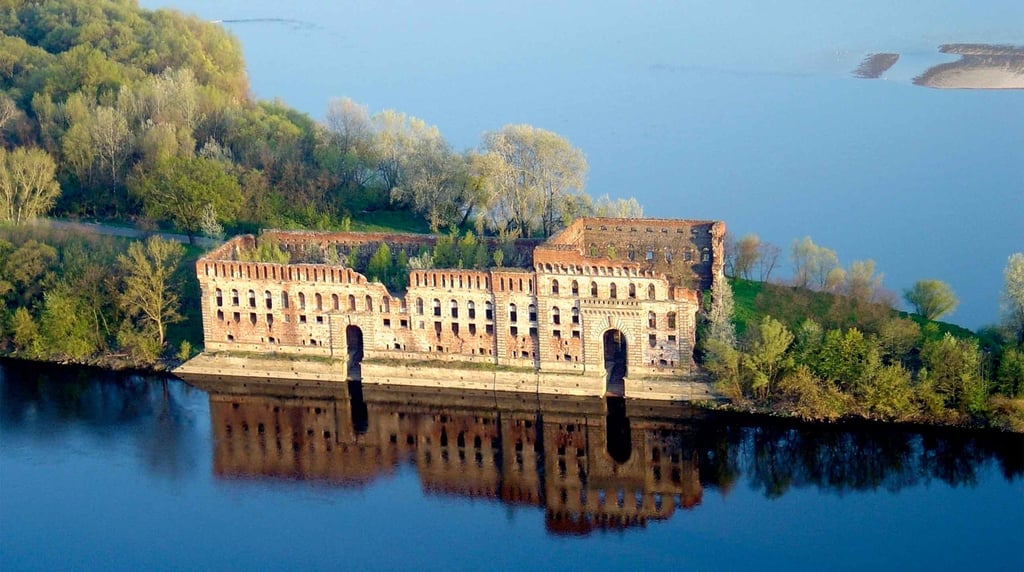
[603,329,627,397]
[346,326,363,380]
[606,396,632,464]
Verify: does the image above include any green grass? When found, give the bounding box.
[730,277,978,340]
[351,210,431,234]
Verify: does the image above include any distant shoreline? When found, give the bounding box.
[853,53,900,79]
[914,44,1024,89]
[852,43,1024,89]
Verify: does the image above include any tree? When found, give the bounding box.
[366,242,392,284]
[479,124,587,237]
[734,234,761,280]
[744,316,794,400]
[129,157,242,243]
[705,276,736,348]
[0,147,61,224]
[117,236,185,351]
[844,259,883,302]
[757,242,781,282]
[0,94,20,132]
[920,333,988,414]
[1001,253,1024,344]
[903,279,959,320]
[791,236,839,290]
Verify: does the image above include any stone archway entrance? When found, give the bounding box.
[603,329,627,397]
[346,325,364,380]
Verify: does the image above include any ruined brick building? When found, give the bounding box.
[189,217,725,400]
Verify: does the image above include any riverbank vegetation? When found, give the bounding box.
[0,224,199,369]
[707,238,1024,432]
[0,0,1021,433]
[0,0,640,238]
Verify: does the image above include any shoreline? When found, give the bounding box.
[3,354,1020,433]
[915,44,1024,89]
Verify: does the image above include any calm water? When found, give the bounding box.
[139,0,1024,329]
[1,360,1022,571]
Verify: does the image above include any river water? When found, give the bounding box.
[1,361,1021,570]
[138,0,1024,330]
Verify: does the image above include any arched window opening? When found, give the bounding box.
[332,294,340,311]
[383,298,390,313]
[610,283,618,299]
[215,289,223,307]
[247,290,256,308]
[485,301,494,320]
[551,280,559,295]
[298,292,306,310]
[281,292,289,309]
[315,293,323,311]
[552,307,561,325]
[667,312,677,329]
[349,294,356,311]
[231,289,239,306]
[628,284,636,299]
[528,304,537,322]
[648,311,657,328]
[450,300,459,318]
[265,291,273,309]
[572,307,580,324]
[571,280,579,296]
[509,304,518,323]
[591,282,598,297]
[648,284,656,300]
[365,295,373,312]
[433,299,441,317]
[416,298,424,315]
[468,301,476,319]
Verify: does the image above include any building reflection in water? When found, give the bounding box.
[195,376,1024,536]
[203,378,705,535]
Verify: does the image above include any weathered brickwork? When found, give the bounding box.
[195,217,725,397]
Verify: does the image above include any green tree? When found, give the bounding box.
[11,307,41,358]
[0,147,61,224]
[39,282,99,360]
[903,279,959,320]
[117,236,185,352]
[920,333,988,414]
[744,316,794,400]
[1001,253,1024,344]
[367,242,392,284]
[129,157,242,243]
[996,347,1024,398]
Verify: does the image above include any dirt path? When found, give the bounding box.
[39,218,223,248]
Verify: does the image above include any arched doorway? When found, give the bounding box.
[603,329,627,397]
[346,325,363,380]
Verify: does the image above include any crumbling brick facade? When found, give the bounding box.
[195,217,725,397]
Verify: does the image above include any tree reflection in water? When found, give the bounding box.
[0,360,201,480]
[3,362,1021,536]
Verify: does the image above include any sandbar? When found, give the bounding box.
[913,44,1024,89]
